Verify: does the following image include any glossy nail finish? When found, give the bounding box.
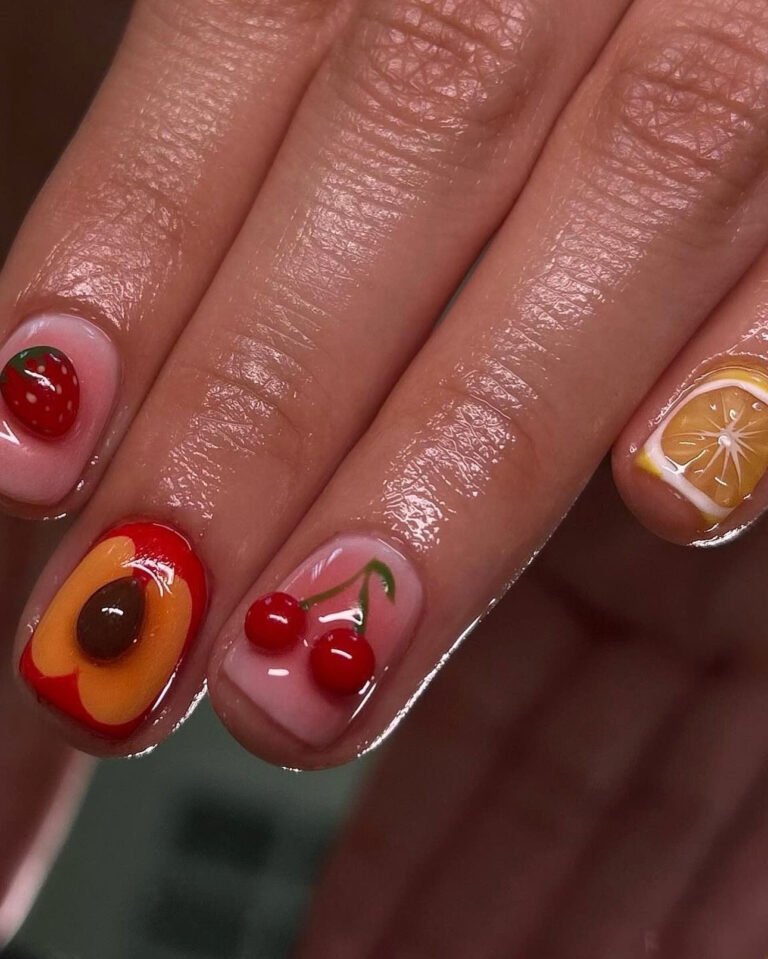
[637,366,768,525]
[20,521,207,739]
[222,534,423,747]
[0,346,80,438]
[0,315,119,506]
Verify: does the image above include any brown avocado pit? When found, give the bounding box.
[76,576,145,663]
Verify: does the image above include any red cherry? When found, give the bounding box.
[245,592,307,652]
[0,346,80,439]
[309,628,376,695]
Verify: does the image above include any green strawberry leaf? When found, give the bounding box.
[6,346,59,376]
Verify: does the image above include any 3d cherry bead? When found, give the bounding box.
[0,346,80,439]
[309,627,376,695]
[245,592,308,652]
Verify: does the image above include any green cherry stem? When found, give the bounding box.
[299,559,396,635]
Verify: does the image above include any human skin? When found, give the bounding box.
[8,3,768,955]
[3,0,768,775]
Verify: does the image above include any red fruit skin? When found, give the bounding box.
[19,645,141,740]
[0,346,80,438]
[309,627,376,696]
[245,592,307,652]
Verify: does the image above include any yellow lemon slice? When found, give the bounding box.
[638,367,768,522]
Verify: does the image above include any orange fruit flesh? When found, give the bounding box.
[661,384,768,510]
[29,535,193,726]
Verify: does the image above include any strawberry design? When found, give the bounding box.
[0,346,80,439]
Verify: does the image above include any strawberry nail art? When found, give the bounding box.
[0,315,119,506]
[0,346,80,438]
[20,521,207,740]
[221,534,423,747]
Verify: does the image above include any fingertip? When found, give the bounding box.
[611,440,713,547]
[208,667,362,771]
[612,360,768,548]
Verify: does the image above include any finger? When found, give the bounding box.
[13,0,633,754]
[298,575,592,959]
[614,245,768,546]
[210,0,768,764]
[0,0,350,514]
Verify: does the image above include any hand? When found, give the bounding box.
[5,0,768,770]
[298,466,768,958]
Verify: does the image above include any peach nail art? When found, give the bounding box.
[0,315,119,506]
[20,521,208,739]
[637,366,768,525]
[222,534,423,747]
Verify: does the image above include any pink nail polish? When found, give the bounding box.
[222,534,423,747]
[0,315,119,506]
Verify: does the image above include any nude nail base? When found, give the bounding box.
[222,534,423,747]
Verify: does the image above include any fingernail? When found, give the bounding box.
[20,521,208,739]
[221,534,423,747]
[0,314,119,506]
[637,365,768,525]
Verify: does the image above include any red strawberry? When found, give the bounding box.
[0,346,80,439]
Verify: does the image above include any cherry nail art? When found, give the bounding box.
[245,592,308,652]
[222,534,423,747]
[0,347,79,439]
[20,521,207,740]
[244,558,395,695]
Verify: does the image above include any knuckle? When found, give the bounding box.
[98,168,198,267]
[337,0,553,140]
[423,362,549,496]
[379,367,548,549]
[36,166,199,318]
[594,0,768,200]
[174,325,328,472]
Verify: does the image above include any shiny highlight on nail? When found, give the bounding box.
[0,347,80,439]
